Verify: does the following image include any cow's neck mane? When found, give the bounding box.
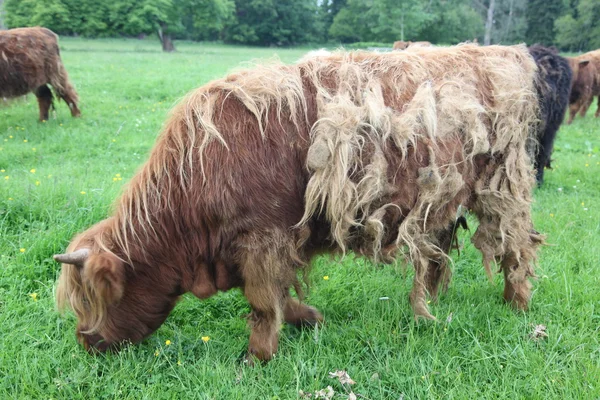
[104,65,311,267]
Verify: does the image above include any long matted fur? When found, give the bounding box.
[56,44,544,358]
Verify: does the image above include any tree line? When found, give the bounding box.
[2,0,598,52]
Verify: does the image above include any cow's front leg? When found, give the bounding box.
[284,296,323,327]
[243,283,284,364]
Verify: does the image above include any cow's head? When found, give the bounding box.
[55,225,180,352]
[567,58,590,83]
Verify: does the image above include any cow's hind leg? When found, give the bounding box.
[410,254,438,321]
[35,85,53,121]
[595,96,600,118]
[425,216,468,300]
[472,184,543,311]
[579,96,593,118]
[283,296,323,328]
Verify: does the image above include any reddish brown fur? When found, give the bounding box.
[56,46,541,362]
[566,53,598,124]
[0,27,81,121]
[393,41,432,50]
[582,49,600,119]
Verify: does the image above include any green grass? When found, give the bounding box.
[1,37,599,399]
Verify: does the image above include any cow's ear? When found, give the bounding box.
[82,253,125,305]
[579,60,590,67]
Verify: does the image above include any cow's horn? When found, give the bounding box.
[53,248,90,266]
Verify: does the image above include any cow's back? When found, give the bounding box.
[0,27,61,98]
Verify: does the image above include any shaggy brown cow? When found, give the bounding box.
[393,40,410,50]
[0,27,80,121]
[55,44,543,363]
[566,53,597,124]
[582,49,600,119]
[393,40,432,50]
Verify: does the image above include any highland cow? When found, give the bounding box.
[0,27,80,121]
[528,45,572,184]
[393,40,432,50]
[55,44,543,363]
[566,53,597,124]
[578,49,600,120]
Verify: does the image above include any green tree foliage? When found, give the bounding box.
[329,0,434,43]
[225,0,319,46]
[556,0,600,51]
[419,0,483,44]
[1,0,598,50]
[525,0,563,46]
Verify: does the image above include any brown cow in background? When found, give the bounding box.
[0,27,81,121]
[566,51,599,124]
[393,40,432,50]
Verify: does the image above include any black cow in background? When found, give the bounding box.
[528,45,572,185]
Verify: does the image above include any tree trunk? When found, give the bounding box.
[502,0,515,43]
[157,24,176,53]
[484,0,495,45]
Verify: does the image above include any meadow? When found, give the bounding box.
[0,38,599,399]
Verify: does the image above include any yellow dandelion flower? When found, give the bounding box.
[1,169,4,172]
[154,350,160,356]
[32,148,36,152]
[201,336,210,343]
[9,135,13,139]
[113,177,118,182]
[30,169,36,173]
[23,139,28,143]
[550,213,554,217]
[116,173,121,177]
[165,340,172,346]
[20,248,25,253]
[112,139,116,142]
[42,120,46,123]
[177,360,182,366]
[585,163,589,167]
[29,293,38,301]
[323,275,329,280]
[80,191,86,195]
[4,176,9,180]
[59,124,63,127]
[588,154,591,157]
[35,181,40,186]
[8,197,13,201]
[581,202,585,206]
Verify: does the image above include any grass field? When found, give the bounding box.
[1,37,599,399]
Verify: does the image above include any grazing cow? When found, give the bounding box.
[0,27,80,121]
[393,40,432,50]
[528,45,572,184]
[566,53,597,124]
[583,49,600,119]
[55,45,543,363]
[393,41,410,50]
